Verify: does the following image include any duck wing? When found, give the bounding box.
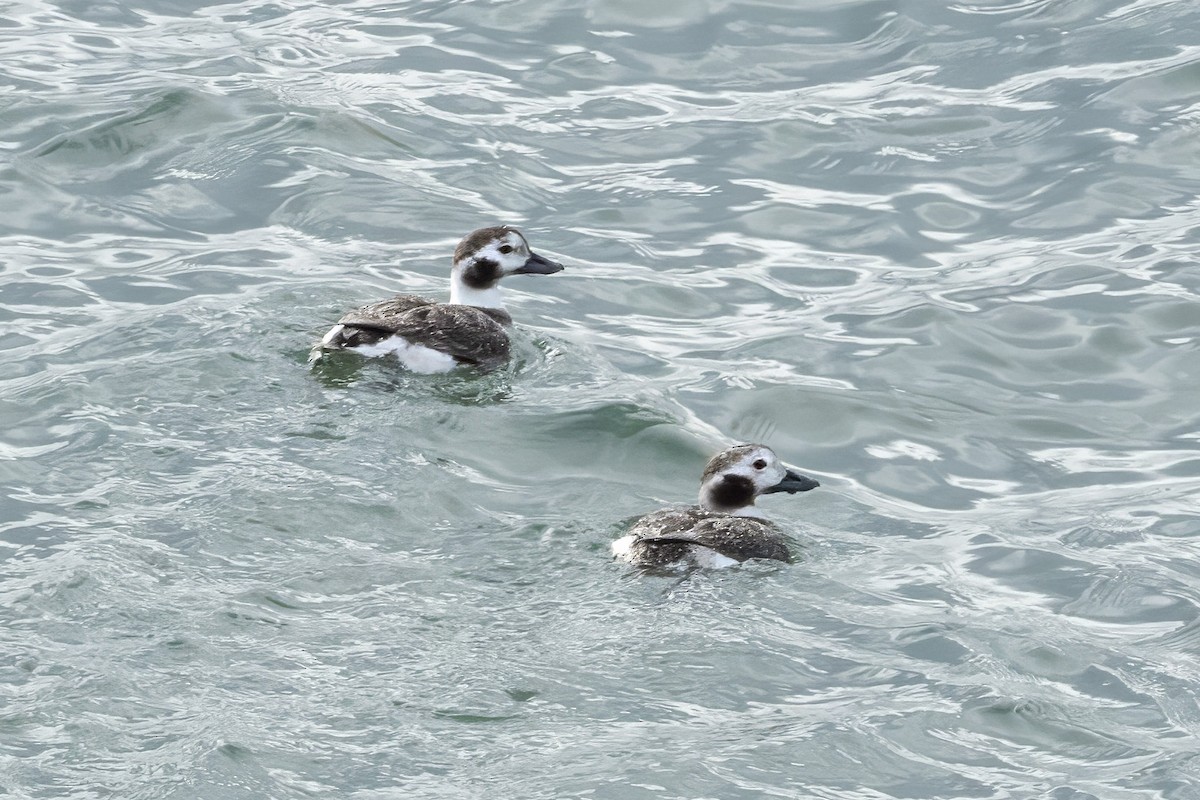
[323,294,436,348]
[629,507,792,563]
[336,293,435,329]
[378,304,512,370]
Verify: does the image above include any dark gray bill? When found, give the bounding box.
[513,251,564,275]
[763,468,820,494]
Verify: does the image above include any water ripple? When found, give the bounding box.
[4,0,1200,798]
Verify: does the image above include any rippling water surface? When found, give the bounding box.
[4,1,1200,797]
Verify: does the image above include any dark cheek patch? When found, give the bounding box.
[710,475,755,509]
[462,258,500,289]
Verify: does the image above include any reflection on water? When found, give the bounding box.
[3,0,1200,798]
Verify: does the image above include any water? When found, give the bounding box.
[3,0,1200,797]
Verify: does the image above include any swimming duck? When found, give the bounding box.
[612,444,819,568]
[318,226,563,372]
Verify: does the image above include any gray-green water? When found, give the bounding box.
[4,1,1200,798]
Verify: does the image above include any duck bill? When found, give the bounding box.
[763,468,820,494]
[512,251,564,275]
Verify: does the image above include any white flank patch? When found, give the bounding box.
[612,536,738,569]
[352,335,459,374]
[610,535,635,561]
[320,324,345,347]
[690,547,739,569]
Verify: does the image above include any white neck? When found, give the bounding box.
[731,506,766,518]
[449,280,506,309]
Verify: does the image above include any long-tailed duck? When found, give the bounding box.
[612,444,820,569]
[317,226,563,372]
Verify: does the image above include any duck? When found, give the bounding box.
[612,444,819,568]
[317,226,563,372]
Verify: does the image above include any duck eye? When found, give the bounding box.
[753,459,767,470]
[498,244,514,254]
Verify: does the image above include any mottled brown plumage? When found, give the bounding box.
[626,507,793,566]
[700,444,759,483]
[326,296,513,369]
